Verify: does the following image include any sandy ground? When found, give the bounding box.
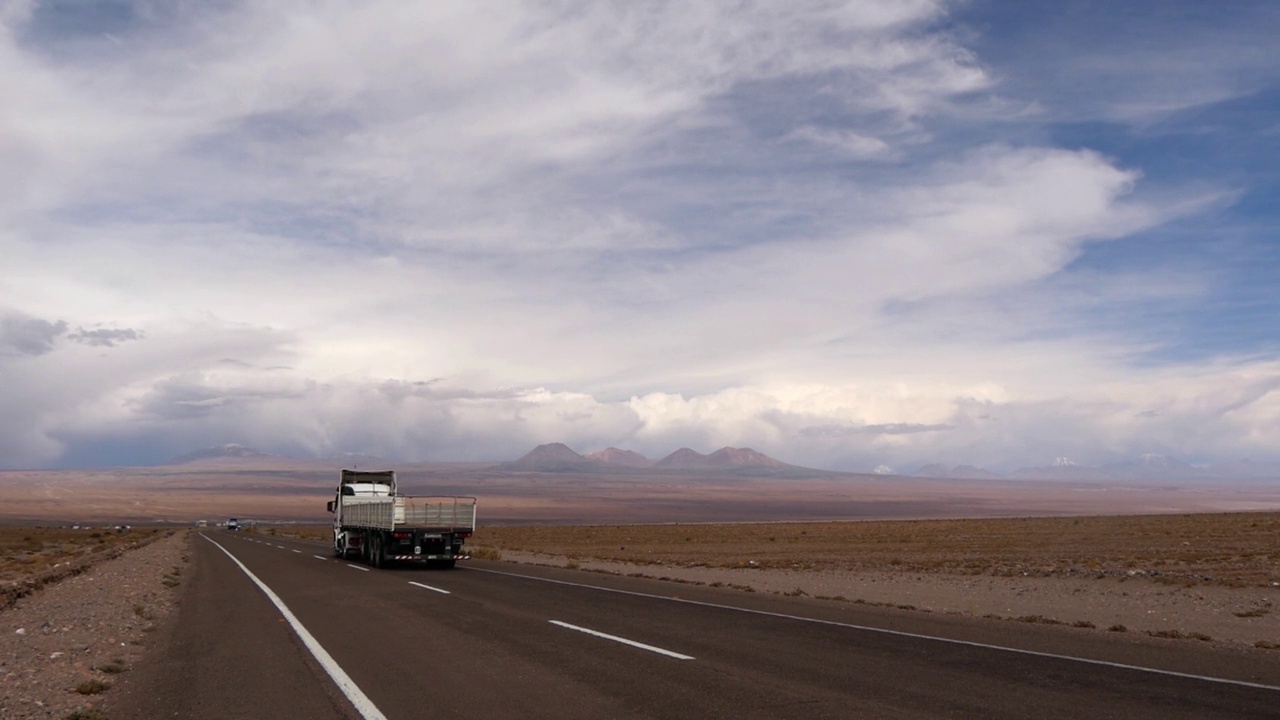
[498,550,1280,649]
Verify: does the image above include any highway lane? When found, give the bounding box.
[112,531,1280,719]
[104,533,360,719]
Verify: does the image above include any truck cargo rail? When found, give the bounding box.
[340,495,477,532]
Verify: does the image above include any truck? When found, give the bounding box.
[327,469,476,568]
[227,518,240,531]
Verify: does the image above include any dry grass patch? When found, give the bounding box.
[0,527,171,609]
[469,546,503,561]
[474,512,1280,588]
[0,527,164,584]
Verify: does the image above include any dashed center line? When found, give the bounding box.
[313,555,328,560]
[550,621,694,660]
[347,564,370,572]
[477,568,1280,692]
[408,581,450,594]
[292,549,302,554]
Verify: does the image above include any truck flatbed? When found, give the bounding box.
[328,469,475,568]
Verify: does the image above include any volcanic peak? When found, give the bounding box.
[503,443,595,472]
[654,446,784,469]
[707,447,786,467]
[585,447,652,468]
[653,447,708,468]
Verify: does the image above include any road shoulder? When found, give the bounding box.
[104,532,357,720]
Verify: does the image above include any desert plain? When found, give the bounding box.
[3,455,1280,649]
[2,455,1280,717]
[3,454,1280,526]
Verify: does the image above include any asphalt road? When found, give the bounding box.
[108,531,1280,719]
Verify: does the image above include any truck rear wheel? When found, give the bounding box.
[371,534,383,568]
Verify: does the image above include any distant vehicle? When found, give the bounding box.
[195,520,208,528]
[327,469,475,568]
[227,518,240,531]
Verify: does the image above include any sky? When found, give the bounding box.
[1,0,1278,472]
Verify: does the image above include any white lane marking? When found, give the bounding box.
[276,544,286,549]
[314,555,328,560]
[408,581,450,595]
[347,564,370,572]
[471,568,1280,692]
[200,535,388,720]
[551,620,693,660]
[292,549,302,554]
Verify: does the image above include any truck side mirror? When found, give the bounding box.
[326,501,335,513]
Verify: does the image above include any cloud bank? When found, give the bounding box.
[1,1,1277,470]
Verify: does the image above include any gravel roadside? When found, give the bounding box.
[0,530,191,720]
[499,550,1280,649]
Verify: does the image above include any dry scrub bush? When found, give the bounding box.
[95,659,127,674]
[75,679,110,695]
[468,546,503,561]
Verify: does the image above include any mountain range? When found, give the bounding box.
[167,444,1280,481]
[499,443,816,477]
[168,443,276,463]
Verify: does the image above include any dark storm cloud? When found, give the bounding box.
[1,312,142,355]
[132,373,311,420]
[66,327,142,347]
[0,313,68,356]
